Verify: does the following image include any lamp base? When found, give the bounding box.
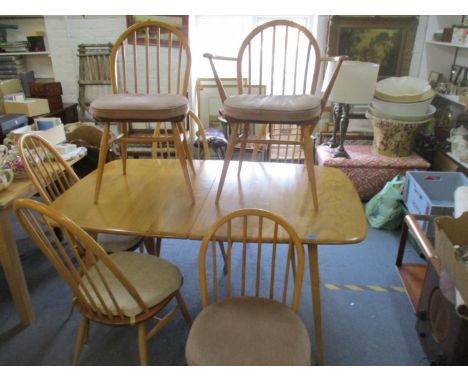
[333,146,350,158]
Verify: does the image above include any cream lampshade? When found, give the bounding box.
[322,60,380,158]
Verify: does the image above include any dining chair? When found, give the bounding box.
[89,20,195,204]
[13,198,192,365]
[205,20,346,208]
[185,208,310,365]
[18,133,153,255]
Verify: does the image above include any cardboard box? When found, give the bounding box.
[8,123,66,145]
[0,78,22,97]
[4,98,50,117]
[435,213,468,304]
[29,81,63,97]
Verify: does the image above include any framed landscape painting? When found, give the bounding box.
[327,16,418,78]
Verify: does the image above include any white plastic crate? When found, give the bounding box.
[403,171,468,239]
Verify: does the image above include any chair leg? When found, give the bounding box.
[218,240,228,275]
[302,125,319,211]
[176,291,192,327]
[237,123,249,176]
[121,123,128,175]
[94,122,110,204]
[72,315,89,365]
[172,122,195,204]
[178,122,195,175]
[66,296,78,320]
[215,122,239,204]
[137,322,148,366]
[155,237,162,256]
[143,238,156,255]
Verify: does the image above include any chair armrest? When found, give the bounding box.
[203,53,237,104]
[320,55,348,62]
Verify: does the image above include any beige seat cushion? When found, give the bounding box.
[89,94,188,122]
[79,252,182,318]
[185,296,311,365]
[97,233,142,253]
[224,94,321,123]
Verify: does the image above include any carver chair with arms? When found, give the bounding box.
[89,20,195,203]
[185,208,310,365]
[205,20,346,208]
[18,133,153,254]
[13,198,191,365]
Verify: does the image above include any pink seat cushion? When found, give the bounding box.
[224,94,321,123]
[89,94,188,122]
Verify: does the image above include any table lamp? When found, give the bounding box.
[322,61,379,158]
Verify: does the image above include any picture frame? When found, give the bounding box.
[126,15,189,46]
[428,71,442,86]
[195,78,266,131]
[327,16,418,79]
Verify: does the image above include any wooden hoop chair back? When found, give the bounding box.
[236,19,321,97]
[18,133,80,204]
[14,199,150,324]
[198,208,305,311]
[110,20,191,96]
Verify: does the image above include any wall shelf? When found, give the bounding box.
[426,40,468,49]
[0,51,50,56]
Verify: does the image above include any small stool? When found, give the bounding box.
[316,144,430,201]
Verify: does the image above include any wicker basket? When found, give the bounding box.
[366,110,433,157]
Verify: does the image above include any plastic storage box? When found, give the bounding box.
[403,171,468,238]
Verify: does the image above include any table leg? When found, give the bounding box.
[308,243,323,365]
[0,208,34,325]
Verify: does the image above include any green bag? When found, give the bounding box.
[365,176,405,230]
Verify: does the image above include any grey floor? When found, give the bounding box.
[0,201,429,366]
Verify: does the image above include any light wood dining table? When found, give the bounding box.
[16,158,366,364]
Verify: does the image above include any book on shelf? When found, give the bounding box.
[0,41,29,53]
[0,56,24,62]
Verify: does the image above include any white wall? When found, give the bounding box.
[44,15,126,103]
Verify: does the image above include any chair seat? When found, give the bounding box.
[79,252,182,318]
[224,94,321,124]
[185,296,311,365]
[96,233,142,253]
[89,94,188,122]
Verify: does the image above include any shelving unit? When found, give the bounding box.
[0,16,54,80]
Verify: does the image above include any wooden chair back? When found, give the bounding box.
[150,111,210,160]
[236,19,321,97]
[110,20,191,96]
[13,198,149,323]
[18,133,80,203]
[198,208,305,311]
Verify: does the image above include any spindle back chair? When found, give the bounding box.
[14,198,191,365]
[206,20,346,208]
[90,20,195,203]
[186,208,310,365]
[18,133,148,254]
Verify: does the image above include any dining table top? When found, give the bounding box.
[50,158,367,245]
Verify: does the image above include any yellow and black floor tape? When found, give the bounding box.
[323,283,406,293]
